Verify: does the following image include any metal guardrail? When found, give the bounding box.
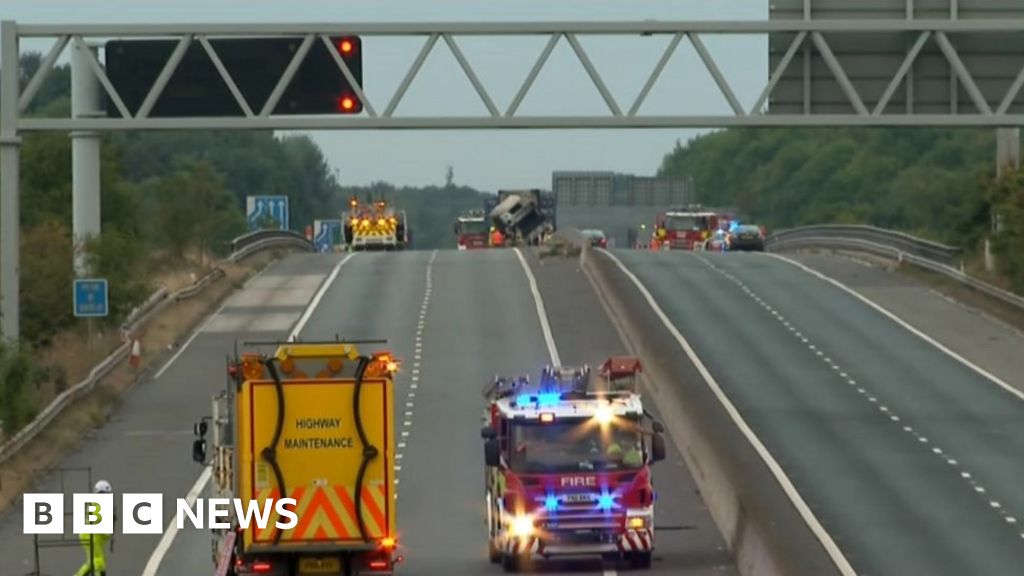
[0,232,312,466]
[767,235,1024,311]
[230,229,312,255]
[767,224,962,267]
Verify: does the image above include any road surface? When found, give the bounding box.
[606,250,1024,576]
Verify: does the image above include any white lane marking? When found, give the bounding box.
[289,254,355,341]
[769,254,1024,403]
[703,254,1022,536]
[141,467,212,576]
[513,248,561,366]
[153,304,223,380]
[144,255,352,574]
[599,250,857,576]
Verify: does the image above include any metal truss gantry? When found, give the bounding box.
[7,19,1024,131]
[3,19,1024,342]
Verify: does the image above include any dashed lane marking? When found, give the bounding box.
[600,250,857,576]
[697,253,1023,541]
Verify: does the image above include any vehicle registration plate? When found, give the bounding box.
[298,557,342,574]
[562,493,594,503]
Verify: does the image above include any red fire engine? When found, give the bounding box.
[454,210,490,250]
[480,359,666,572]
[653,205,729,250]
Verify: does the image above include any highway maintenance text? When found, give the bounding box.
[287,417,354,449]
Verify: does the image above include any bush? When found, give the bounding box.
[83,230,152,322]
[21,221,75,346]
[0,344,43,436]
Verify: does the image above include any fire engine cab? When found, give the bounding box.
[654,205,728,251]
[480,358,666,572]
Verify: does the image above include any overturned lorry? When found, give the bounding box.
[487,190,554,246]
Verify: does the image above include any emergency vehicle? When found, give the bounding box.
[653,205,728,250]
[480,358,666,572]
[191,341,401,576]
[343,197,408,251]
[454,210,490,250]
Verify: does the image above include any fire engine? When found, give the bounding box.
[343,197,408,251]
[480,358,666,572]
[454,210,490,250]
[653,205,729,251]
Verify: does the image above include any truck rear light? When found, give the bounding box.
[252,561,273,573]
[369,560,389,570]
[381,537,396,549]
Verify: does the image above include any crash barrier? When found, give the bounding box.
[767,233,1024,312]
[766,224,961,267]
[577,240,845,576]
[229,229,313,255]
[0,233,309,467]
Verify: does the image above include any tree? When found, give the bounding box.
[987,168,1024,291]
[82,230,151,322]
[20,221,75,345]
[153,161,245,261]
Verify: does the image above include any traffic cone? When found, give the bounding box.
[130,339,142,368]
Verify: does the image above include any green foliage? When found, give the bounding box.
[0,343,43,436]
[21,221,75,346]
[659,128,996,246]
[987,168,1024,292]
[83,230,151,321]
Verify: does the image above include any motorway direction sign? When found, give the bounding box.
[74,279,108,318]
[246,195,290,231]
[313,219,343,252]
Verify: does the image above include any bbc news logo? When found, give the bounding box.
[24,494,298,534]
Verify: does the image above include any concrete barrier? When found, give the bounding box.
[578,244,845,576]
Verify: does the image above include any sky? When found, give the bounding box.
[2,0,769,191]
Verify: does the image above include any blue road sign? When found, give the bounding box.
[246,195,290,231]
[74,279,109,318]
[314,219,342,253]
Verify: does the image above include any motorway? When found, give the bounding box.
[3,246,1023,576]
[0,249,734,576]
[605,250,1024,576]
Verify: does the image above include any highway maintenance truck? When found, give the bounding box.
[453,210,490,250]
[192,342,401,576]
[480,358,666,572]
[343,197,408,251]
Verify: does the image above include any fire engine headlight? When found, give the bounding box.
[626,510,651,529]
[594,404,614,425]
[509,514,535,538]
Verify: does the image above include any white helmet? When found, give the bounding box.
[93,480,112,494]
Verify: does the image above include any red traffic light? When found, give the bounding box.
[338,95,357,112]
[338,38,356,55]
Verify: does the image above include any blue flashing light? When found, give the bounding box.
[544,495,560,511]
[596,492,618,511]
[515,394,532,406]
[537,392,561,407]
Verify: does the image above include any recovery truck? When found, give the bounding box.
[453,210,490,250]
[488,189,552,246]
[191,342,401,576]
[343,197,408,251]
[480,358,666,572]
[653,205,729,250]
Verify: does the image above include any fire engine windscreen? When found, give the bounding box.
[509,419,643,473]
[664,215,709,231]
[459,220,489,235]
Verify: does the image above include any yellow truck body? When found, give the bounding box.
[233,344,396,558]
